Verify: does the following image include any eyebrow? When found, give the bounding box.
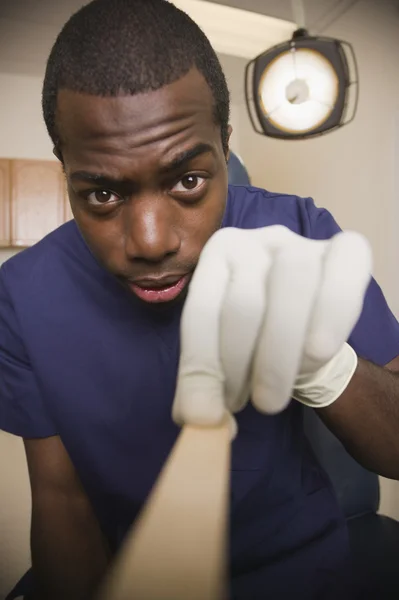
[159,142,215,173]
[69,142,215,186]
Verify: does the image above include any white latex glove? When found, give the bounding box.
[172,226,372,429]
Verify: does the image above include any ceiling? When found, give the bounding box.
[205,0,342,29]
[0,0,396,77]
[0,0,361,28]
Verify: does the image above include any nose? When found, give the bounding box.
[125,195,181,263]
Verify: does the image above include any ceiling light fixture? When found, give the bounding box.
[245,0,359,140]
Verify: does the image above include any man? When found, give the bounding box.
[2,0,399,598]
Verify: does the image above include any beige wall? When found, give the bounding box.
[222,0,399,519]
[0,253,25,599]
[0,73,54,161]
[0,432,30,599]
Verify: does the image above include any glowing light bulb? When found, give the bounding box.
[259,48,339,134]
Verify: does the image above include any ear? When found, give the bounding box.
[52,145,63,162]
[225,125,233,162]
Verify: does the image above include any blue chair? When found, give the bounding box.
[6,569,33,599]
[228,151,251,186]
[304,408,399,599]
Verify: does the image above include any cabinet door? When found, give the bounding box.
[0,159,11,247]
[11,160,65,247]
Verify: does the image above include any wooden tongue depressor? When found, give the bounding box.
[97,419,231,600]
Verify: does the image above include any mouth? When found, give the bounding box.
[128,274,191,304]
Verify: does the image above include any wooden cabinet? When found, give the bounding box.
[10,159,66,247]
[0,158,72,248]
[0,159,11,246]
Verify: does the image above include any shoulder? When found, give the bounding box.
[0,220,101,329]
[224,185,340,239]
[1,220,89,294]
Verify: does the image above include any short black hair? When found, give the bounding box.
[42,0,230,153]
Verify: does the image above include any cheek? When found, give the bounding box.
[199,179,228,238]
[181,192,227,253]
[72,206,126,269]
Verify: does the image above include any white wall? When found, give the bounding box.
[0,72,54,161]
[222,0,399,519]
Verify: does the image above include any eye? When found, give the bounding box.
[86,190,121,206]
[171,175,206,194]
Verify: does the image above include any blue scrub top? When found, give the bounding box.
[2,186,399,599]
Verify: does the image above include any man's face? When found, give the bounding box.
[57,69,230,305]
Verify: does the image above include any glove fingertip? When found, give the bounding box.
[174,388,226,427]
[252,384,292,415]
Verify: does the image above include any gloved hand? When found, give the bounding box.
[172,226,372,430]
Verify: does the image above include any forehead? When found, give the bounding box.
[56,69,220,170]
